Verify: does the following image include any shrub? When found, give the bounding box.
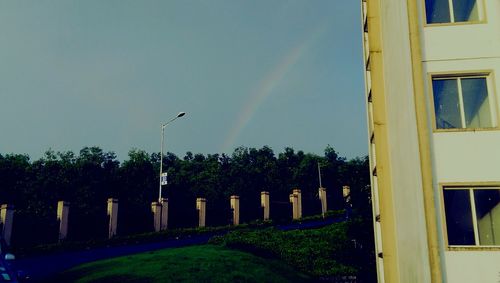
[209,222,358,277]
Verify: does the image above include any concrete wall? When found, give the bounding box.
[418,0,500,281]
[444,251,500,282]
[364,0,433,281]
[378,0,433,279]
[421,0,500,61]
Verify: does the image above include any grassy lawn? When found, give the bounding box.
[51,244,312,283]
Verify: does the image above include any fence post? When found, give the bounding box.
[261,191,270,221]
[160,198,168,231]
[107,198,118,238]
[0,204,14,245]
[230,195,239,225]
[343,185,351,201]
[57,201,70,241]
[343,185,352,219]
[196,198,206,228]
[151,202,162,232]
[293,189,302,218]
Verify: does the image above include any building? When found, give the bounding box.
[361,0,500,282]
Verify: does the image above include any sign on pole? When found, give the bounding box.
[161,172,168,185]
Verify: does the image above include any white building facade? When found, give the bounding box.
[362,0,500,282]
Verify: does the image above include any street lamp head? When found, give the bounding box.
[162,112,186,127]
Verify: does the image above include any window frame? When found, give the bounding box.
[440,183,500,250]
[428,71,499,133]
[422,0,487,26]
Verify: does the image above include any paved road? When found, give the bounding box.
[16,217,342,282]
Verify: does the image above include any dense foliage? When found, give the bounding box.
[0,146,371,250]
[209,223,357,277]
[209,221,376,281]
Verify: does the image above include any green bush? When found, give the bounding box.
[208,222,358,277]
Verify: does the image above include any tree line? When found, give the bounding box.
[0,145,371,248]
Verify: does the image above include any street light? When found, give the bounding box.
[159,111,186,202]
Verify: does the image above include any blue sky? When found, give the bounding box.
[0,1,366,160]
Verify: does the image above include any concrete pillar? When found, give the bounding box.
[260,191,270,221]
[343,185,351,203]
[0,205,14,245]
[343,185,352,219]
[289,193,299,220]
[293,189,302,218]
[160,198,168,231]
[57,201,70,241]
[230,195,240,225]
[151,202,162,232]
[107,198,118,238]
[196,198,206,228]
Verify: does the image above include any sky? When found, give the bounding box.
[0,1,367,161]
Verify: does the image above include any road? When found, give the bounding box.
[16,217,342,282]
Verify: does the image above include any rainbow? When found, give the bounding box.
[221,22,328,153]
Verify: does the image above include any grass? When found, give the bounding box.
[50,244,312,283]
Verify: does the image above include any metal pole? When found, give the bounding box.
[158,112,185,203]
[159,125,165,202]
[317,161,323,188]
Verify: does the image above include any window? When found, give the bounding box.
[432,74,495,130]
[443,187,500,246]
[425,0,481,24]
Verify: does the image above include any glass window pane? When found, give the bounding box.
[474,189,500,245]
[461,78,492,128]
[433,79,462,129]
[453,0,479,22]
[444,189,475,245]
[426,0,451,24]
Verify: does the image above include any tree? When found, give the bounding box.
[0,145,371,251]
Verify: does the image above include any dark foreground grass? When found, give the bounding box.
[50,244,312,283]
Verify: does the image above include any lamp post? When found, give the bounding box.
[317,161,323,188]
[159,111,186,202]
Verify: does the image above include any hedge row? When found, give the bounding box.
[209,222,358,277]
